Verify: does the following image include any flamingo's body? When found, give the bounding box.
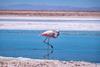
[41,30,60,49]
[42,30,59,38]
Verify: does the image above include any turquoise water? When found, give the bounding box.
[0,30,100,63]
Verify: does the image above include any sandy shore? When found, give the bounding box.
[0,56,100,67]
[0,10,100,18]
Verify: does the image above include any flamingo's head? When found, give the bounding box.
[53,30,60,38]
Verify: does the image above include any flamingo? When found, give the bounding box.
[41,30,60,49]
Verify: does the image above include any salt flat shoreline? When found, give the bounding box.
[0,16,100,20]
[0,56,100,67]
[0,16,100,31]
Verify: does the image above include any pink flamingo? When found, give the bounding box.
[41,30,60,49]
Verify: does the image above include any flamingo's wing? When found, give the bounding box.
[42,30,54,37]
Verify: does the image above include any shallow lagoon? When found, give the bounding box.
[0,30,100,63]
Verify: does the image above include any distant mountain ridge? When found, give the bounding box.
[0,4,100,12]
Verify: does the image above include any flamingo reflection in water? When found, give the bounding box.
[41,30,60,49]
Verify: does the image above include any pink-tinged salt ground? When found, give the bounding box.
[0,56,100,67]
[0,16,100,31]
